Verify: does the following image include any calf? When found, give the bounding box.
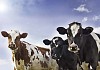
[43,36,82,70]
[57,22,100,70]
[1,30,58,70]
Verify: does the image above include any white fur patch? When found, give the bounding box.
[71,24,80,37]
[90,65,93,69]
[22,41,58,70]
[68,42,79,53]
[9,30,20,44]
[53,38,58,44]
[70,42,77,47]
[53,38,59,47]
[91,32,100,52]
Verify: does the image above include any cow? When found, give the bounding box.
[1,30,58,70]
[43,36,83,70]
[57,22,100,70]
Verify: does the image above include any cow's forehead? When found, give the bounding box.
[70,23,80,37]
[9,30,20,38]
[52,37,59,43]
[70,23,80,30]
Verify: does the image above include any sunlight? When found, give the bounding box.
[0,2,8,13]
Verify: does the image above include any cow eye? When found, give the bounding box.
[16,36,20,39]
[67,34,69,36]
[8,35,11,38]
[78,33,82,37]
[75,33,81,37]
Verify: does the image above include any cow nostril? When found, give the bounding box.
[73,45,77,48]
[8,44,11,48]
[8,44,16,48]
[71,47,77,51]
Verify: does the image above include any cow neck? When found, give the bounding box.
[12,41,21,60]
[13,41,31,66]
[18,41,22,58]
[13,41,24,60]
[12,42,20,64]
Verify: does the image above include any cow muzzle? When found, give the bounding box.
[68,45,80,53]
[8,43,16,50]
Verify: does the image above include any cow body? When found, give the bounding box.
[13,41,57,70]
[57,22,100,70]
[43,37,82,70]
[79,33,98,69]
[1,30,58,70]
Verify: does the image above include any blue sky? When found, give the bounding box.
[0,0,100,70]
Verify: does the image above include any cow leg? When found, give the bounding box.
[68,68,77,70]
[90,65,96,70]
[88,64,92,70]
[58,67,63,70]
[58,66,68,70]
[78,65,83,70]
[68,67,77,70]
[88,63,97,70]
[14,67,16,70]
[57,62,63,70]
[77,55,83,70]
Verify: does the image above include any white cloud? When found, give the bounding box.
[84,0,91,1]
[93,15,100,21]
[74,4,91,13]
[81,15,100,22]
[82,17,88,22]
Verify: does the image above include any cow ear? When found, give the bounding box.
[57,27,67,35]
[83,27,93,35]
[1,31,8,37]
[20,33,28,38]
[43,39,51,45]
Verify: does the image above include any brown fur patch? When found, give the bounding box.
[15,42,31,66]
[37,46,50,60]
[40,61,48,68]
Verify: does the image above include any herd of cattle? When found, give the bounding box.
[1,22,100,70]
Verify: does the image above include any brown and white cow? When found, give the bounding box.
[1,30,58,70]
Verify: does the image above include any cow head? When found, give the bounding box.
[43,37,65,60]
[1,30,28,51]
[57,22,93,53]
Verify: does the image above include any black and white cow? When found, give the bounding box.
[57,22,100,70]
[43,36,82,70]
